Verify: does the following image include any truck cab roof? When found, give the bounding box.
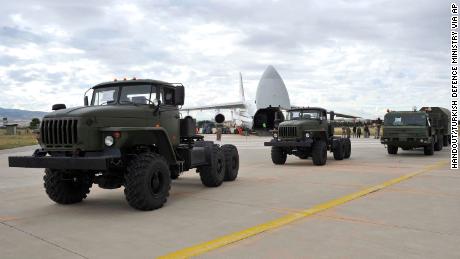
[93,79,181,90]
[288,107,327,113]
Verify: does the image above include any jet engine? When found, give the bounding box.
[214,113,225,124]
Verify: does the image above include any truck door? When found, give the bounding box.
[159,87,180,146]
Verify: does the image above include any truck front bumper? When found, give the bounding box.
[264,138,314,147]
[380,138,431,146]
[8,149,122,170]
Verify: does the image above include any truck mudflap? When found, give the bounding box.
[264,139,314,147]
[8,148,121,170]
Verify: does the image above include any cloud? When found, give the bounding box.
[0,0,450,118]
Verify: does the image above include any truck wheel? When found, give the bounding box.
[344,138,351,159]
[199,146,226,187]
[124,152,171,211]
[424,139,434,156]
[434,135,443,151]
[43,169,92,204]
[222,144,239,181]
[387,145,398,154]
[333,139,345,160]
[312,140,327,166]
[271,146,287,165]
[443,135,449,147]
[170,168,180,180]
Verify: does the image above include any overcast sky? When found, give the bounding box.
[0,0,451,118]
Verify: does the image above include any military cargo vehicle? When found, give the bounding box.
[380,107,450,155]
[264,107,351,166]
[420,107,451,150]
[9,79,239,211]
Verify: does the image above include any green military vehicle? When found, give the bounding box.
[380,107,450,155]
[264,107,351,166]
[9,79,239,211]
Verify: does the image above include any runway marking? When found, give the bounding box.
[0,216,17,222]
[157,160,447,259]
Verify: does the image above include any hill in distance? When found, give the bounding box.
[0,107,48,122]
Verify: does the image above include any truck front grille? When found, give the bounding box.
[41,119,78,147]
[279,126,297,138]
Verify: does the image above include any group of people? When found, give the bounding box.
[341,122,382,139]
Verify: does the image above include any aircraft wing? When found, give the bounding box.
[181,101,246,111]
[332,112,360,119]
[290,105,360,119]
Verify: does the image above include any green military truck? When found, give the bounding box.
[9,79,239,211]
[380,107,450,155]
[264,107,351,166]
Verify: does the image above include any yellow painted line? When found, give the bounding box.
[0,216,17,222]
[158,161,448,259]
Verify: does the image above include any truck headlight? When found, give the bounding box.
[105,136,114,146]
[273,133,278,138]
[305,132,310,138]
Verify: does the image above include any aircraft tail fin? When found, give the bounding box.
[239,72,245,102]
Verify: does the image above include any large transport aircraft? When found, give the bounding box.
[182,65,358,133]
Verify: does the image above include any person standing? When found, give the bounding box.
[346,127,351,139]
[376,117,382,139]
[352,125,357,138]
[357,127,362,138]
[216,123,222,141]
[364,124,369,138]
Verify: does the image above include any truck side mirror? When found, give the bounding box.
[84,96,89,106]
[52,104,66,111]
[330,111,335,121]
[174,85,185,106]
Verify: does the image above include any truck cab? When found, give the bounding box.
[381,111,434,155]
[9,79,240,211]
[264,107,351,166]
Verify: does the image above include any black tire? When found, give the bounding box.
[443,135,449,147]
[333,139,345,160]
[424,139,434,156]
[271,146,287,165]
[312,140,327,166]
[434,135,443,151]
[344,138,351,159]
[222,144,239,181]
[124,152,171,211]
[387,145,398,155]
[199,146,226,187]
[43,169,92,204]
[170,168,180,180]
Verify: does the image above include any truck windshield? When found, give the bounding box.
[288,110,321,120]
[119,85,155,105]
[91,85,156,105]
[92,87,119,106]
[384,113,427,126]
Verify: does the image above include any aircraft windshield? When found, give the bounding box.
[384,113,427,126]
[91,85,156,106]
[288,110,322,120]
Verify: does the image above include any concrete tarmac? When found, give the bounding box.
[0,135,456,259]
